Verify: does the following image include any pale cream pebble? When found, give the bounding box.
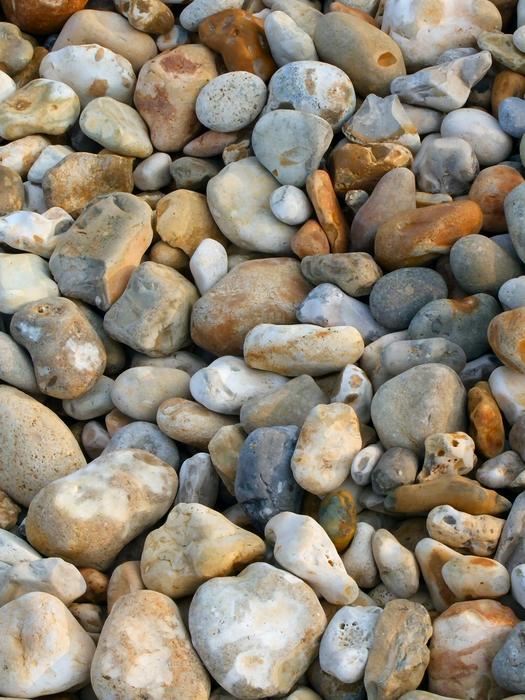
[265,512,359,605]
[0,134,50,176]
[415,537,460,612]
[157,397,237,450]
[111,366,191,422]
[351,443,385,486]
[330,363,373,423]
[489,365,525,424]
[0,253,58,314]
[441,555,510,599]
[141,503,265,598]
[342,521,380,589]
[0,529,41,566]
[372,528,420,598]
[107,561,144,612]
[69,602,105,638]
[426,505,505,556]
[0,207,72,257]
[0,557,86,606]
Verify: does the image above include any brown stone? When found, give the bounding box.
[42,152,133,218]
[328,2,378,25]
[0,164,24,215]
[208,424,246,495]
[291,220,331,258]
[429,600,519,699]
[157,398,237,450]
[105,408,133,436]
[156,189,227,256]
[114,0,174,35]
[78,568,108,604]
[183,130,240,158]
[468,381,505,459]
[330,142,413,195]
[134,44,218,153]
[306,170,349,253]
[491,70,525,116]
[1,0,88,35]
[489,307,525,373]
[149,241,189,270]
[393,518,428,552]
[199,9,276,81]
[0,489,20,530]
[385,475,511,516]
[190,258,312,356]
[374,200,483,270]
[468,164,524,233]
[13,46,48,88]
[107,561,144,612]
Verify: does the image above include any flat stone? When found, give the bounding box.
[80,97,152,158]
[196,70,266,132]
[0,530,40,567]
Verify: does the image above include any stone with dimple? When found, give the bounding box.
[26,449,177,570]
[426,505,505,557]
[418,432,476,482]
[196,70,266,132]
[330,364,373,423]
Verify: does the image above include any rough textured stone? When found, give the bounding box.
[1,0,88,35]
[0,165,24,216]
[331,141,413,195]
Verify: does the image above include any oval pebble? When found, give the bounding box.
[196,71,267,132]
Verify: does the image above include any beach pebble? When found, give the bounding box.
[270,185,312,225]
[196,71,266,132]
[114,0,174,34]
[157,397,237,449]
[351,444,384,487]
[301,252,382,297]
[371,447,419,495]
[175,453,218,507]
[62,376,114,421]
[382,338,467,377]
[0,21,33,76]
[264,11,318,66]
[491,621,525,694]
[133,152,171,191]
[440,108,512,166]
[0,207,72,257]
[372,528,420,597]
[180,0,243,31]
[0,331,37,394]
[495,491,525,572]
[329,364,373,423]
[0,529,40,567]
[111,367,190,422]
[442,555,510,599]
[418,431,476,482]
[427,505,505,556]
[342,520,379,588]
[104,421,179,469]
[0,252,58,314]
[189,238,228,295]
[0,165,24,215]
[451,235,522,296]
[413,135,479,195]
[0,557,86,606]
[489,365,525,424]
[511,564,525,608]
[27,144,72,184]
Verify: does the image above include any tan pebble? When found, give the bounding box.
[13,45,48,89]
[0,489,20,530]
[1,0,88,35]
[0,134,50,177]
[105,408,133,436]
[106,561,144,612]
[306,170,349,253]
[114,0,174,34]
[183,130,240,158]
[208,424,246,495]
[0,21,34,76]
[489,307,525,374]
[149,241,189,270]
[491,70,525,116]
[415,537,459,612]
[69,601,104,637]
[469,165,524,233]
[418,431,477,482]
[157,398,237,450]
[0,165,24,216]
[111,367,190,422]
[291,220,331,258]
[372,528,420,598]
[78,568,108,604]
[441,555,510,599]
[426,505,505,557]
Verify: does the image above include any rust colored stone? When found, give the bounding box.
[488,307,525,373]
[291,220,331,258]
[385,475,511,516]
[491,70,525,116]
[330,141,413,195]
[328,2,378,25]
[78,567,109,604]
[306,170,349,253]
[105,408,133,437]
[468,164,524,233]
[1,0,88,34]
[199,9,277,82]
[468,381,505,459]
[183,130,240,158]
[374,200,483,270]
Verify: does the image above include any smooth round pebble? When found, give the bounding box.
[270,185,313,225]
[196,71,267,132]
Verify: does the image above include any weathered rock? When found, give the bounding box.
[104,421,179,469]
[2,0,87,34]
[479,30,525,74]
[270,185,313,226]
[196,70,266,132]
[0,529,41,567]
[468,380,505,458]
[157,398,237,450]
[0,557,86,607]
[208,423,245,494]
[0,165,24,216]
[418,432,476,482]
[489,307,525,373]
[413,135,479,196]
[306,169,350,253]
[331,141,413,195]
[372,528,420,598]
[330,364,373,423]
[114,0,174,34]
[426,505,505,556]
[492,621,525,694]
[369,446,417,495]
[0,252,58,314]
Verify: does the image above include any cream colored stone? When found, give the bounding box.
[107,561,144,612]
[0,134,50,176]
[0,557,86,606]
[111,367,190,422]
[342,521,379,588]
[0,207,72,258]
[442,555,510,599]
[372,528,420,598]
[80,97,153,158]
[426,505,505,556]
[0,530,41,567]
[208,423,245,494]
[0,253,58,314]
[157,398,237,450]
[62,376,114,421]
[418,431,477,481]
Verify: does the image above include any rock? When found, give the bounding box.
[503,182,525,263]
[370,364,466,456]
[382,337,467,377]
[301,252,382,297]
[342,520,379,588]
[0,69,15,102]
[351,443,385,486]
[489,308,525,373]
[141,502,264,597]
[62,376,114,421]
[476,451,525,489]
[114,0,174,34]
[270,185,312,226]
[372,528,420,597]
[391,51,493,112]
[0,331,37,394]
[79,97,152,158]
[91,590,209,700]
[0,165,24,215]
[489,366,525,424]
[468,380,505,459]
[265,60,356,131]
[329,364,373,423]
[426,505,505,556]
[0,592,95,698]
[189,562,326,698]
[198,9,276,81]
[386,475,511,516]
[291,219,331,258]
[42,152,134,217]
[0,490,20,530]
[207,157,297,253]
[360,329,409,390]
[314,12,406,96]
[133,152,171,191]
[492,69,525,115]
[0,529,41,567]
[441,555,510,599]
[191,258,311,355]
[441,108,512,166]
[382,0,502,70]
[196,70,266,132]
[40,44,135,107]
[495,491,525,572]
[244,323,364,377]
[0,557,86,606]
[266,512,358,604]
[111,367,189,423]
[28,144,73,184]
[429,600,519,699]
[469,165,524,234]
[308,656,366,700]
[0,133,50,176]
[350,167,416,252]
[157,398,237,450]
[479,31,525,74]
[319,489,357,552]
[343,94,420,152]
[104,421,179,469]
[175,453,218,507]
[53,10,157,73]
[491,622,525,694]
[291,403,362,496]
[364,600,433,700]
[208,423,245,494]
[330,141,413,195]
[190,238,228,294]
[306,169,349,253]
[371,447,418,495]
[26,449,177,570]
[408,293,501,361]
[0,252,58,314]
[264,11,318,66]
[418,432,476,482]
[0,386,86,506]
[413,135,479,195]
[511,564,525,608]
[0,21,33,76]
[500,276,525,309]
[1,0,87,34]
[180,0,243,31]
[134,44,218,153]
[319,605,382,684]
[0,79,80,140]
[106,561,144,612]
[104,262,198,357]
[0,207,72,257]
[499,96,525,138]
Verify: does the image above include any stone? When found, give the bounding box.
[104,421,179,469]
[264,11,318,66]
[301,253,382,297]
[266,512,359,604]
[199,9,276,81]
[500,276,525,310]
[0,79,79,140]
[314,12,406,97]
[479,31,525,74]
[0,529,40,567]
[391,51,493,112]
[0,253,58,314]
[429,600,519,699]
[382,0,502,70]
[0,592,95,698]
[180,0,243,31]
[0,557,86,607]
[408,294,501,361]
[267,0,322,38]
[0,22,33,76]
[42,152,133,217]
[291,220,331,258]
[141,502,264,597]
[343,94,420,152]
[426,505,505,556]
[306,169,349,253]
[375,200,483,269]
[0,331,37,394]
[308,656,366,700]
[0,69,15,102]
[418,432,476,482]
[1,0,87,34]
[0,133,50,176]
[53,10,157,73]
[489,366,525,424]
[82,422,110,459]
[157,398,237,450]
[319,489,357,552]
[183,129,239,157]
[331,141,413,195]
[106,561,144,612]
[351,444,384,486]
[413,135,479,196]
[441,108,512,166]
[414,537,458,611]
[319,605,382,684]
[504,182,525,263]
[196,70,266,132]
[350,167,416,253]
[114,0,174,34]
[372,528,420,597]
[207,157,297,253]
[499,96,525,138]
[492,622,525,694]
[208,423,245,494]
[265,60,356,131]
[91,590,209,700]
[476,451,525,489]
[79,97,152,158]
[511,564,525,608]
[133,153,171,192]
[190,562,325,697]
[382,337,467,377]
[134,44,218,153]
[270,185,312,226]
[171,155,221,192]
[189,238,228,295]
[244,323,364,377]
[469,164,524,233]
[495,491,525,571]
[489,307,525,373]
[329,364,373,423]
[27,145,73,184]
[492,70,525,115]
[442,555,510,599]
[175,453,218,507]
[468,380,505,458]
[0,165,24,216]
[62,376,114,421]
[360,330,409,390]
[40,44,135,107]
[0,490,20,530]
[510,414,525,462]
[26,449,177,570]
[386,475,511,516]
[371,447,418,495]
[370,364,466,456]
[342,520,379,588]
[110,367,190,422]
[49,192,152,310]
[191,258,311,355]
[364,599,433,700]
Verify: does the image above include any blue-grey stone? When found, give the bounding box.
[504,182,525,264]
[369,267,448,330]
[381,337,466,376]
[235,425,302,532]
[492,622,525,693]
[499,97,525,138]
[459,353,501,389]
[407,293,501,360]
[449,234,522,295]
[499,276,525,309]
[371,447,418,496]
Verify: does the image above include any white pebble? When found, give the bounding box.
[269,185,312,225]
[196,71,267,132]
[189,238,228,295]
[133,152,172,191]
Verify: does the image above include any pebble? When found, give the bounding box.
[0,21,33,76]
[511,564,525,608]
[307,169,350,252]
[381,338,467,376]
[302,252,382,297]
[418,431,476,482]
[0,331,38,394]
[0,164,24,215]
[104,421,179,468]
[491,621,525,694]
[442,555,510,599]
[0,252,58,313]
[372,528,420,597]
[489,365,525,424]
[157,397,237,449]
[0,556,86,606]
[413,135,479,196]
[468,380,505,458]
[371,446,418,495]
[133,152,171,191]
[469,164,524,233]
[330,363,373,423]
[27,144,73,184]
[0,529,40,567]
[189,238,228,295]
[270,185,312,226]
[495,491,525,572]
[441,108,513,166]
[180,0,243,32]
[264,11,318,66]
[114,0,174,34]
[426,505,505,556]
[479,30,525,74]
[331,140,413,195]
[196,70,266,132]
[110,366,190,422]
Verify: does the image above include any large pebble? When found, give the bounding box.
[114,0,174,34]
[492,621,525,694]
[382,338,467,376]
[450,234,521,295]
[301,252,382,297]
[264,11,318,66]
[196,70,266,132]
[426,505,504,556]
[176,453,218,507]
[157,398,236,450]
[441,555,510,599]
[0,331,38,394]
[180,0,243,31]
[0,557,86,607]
[441,108,512,166]
[110,366,189,422]
[0,252,58,313]
[0,21,33,76]
[104,421,179,469]
[0,529,40,567]
[0,207,72,258]
[373,528,420,597]
[413,135,479,195]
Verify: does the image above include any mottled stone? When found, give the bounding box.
[301,253,382,297]
[381,338,467,376]
[442,555,510,600]
[306,169,349,253]
[196,70,266,132]
[331,141,413,195]
[114,0,174,34]
[0,165,24,216]
[319,489,357,552]
[157,398,237,450]
[413,135,479,196]
[468,380,505,458]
